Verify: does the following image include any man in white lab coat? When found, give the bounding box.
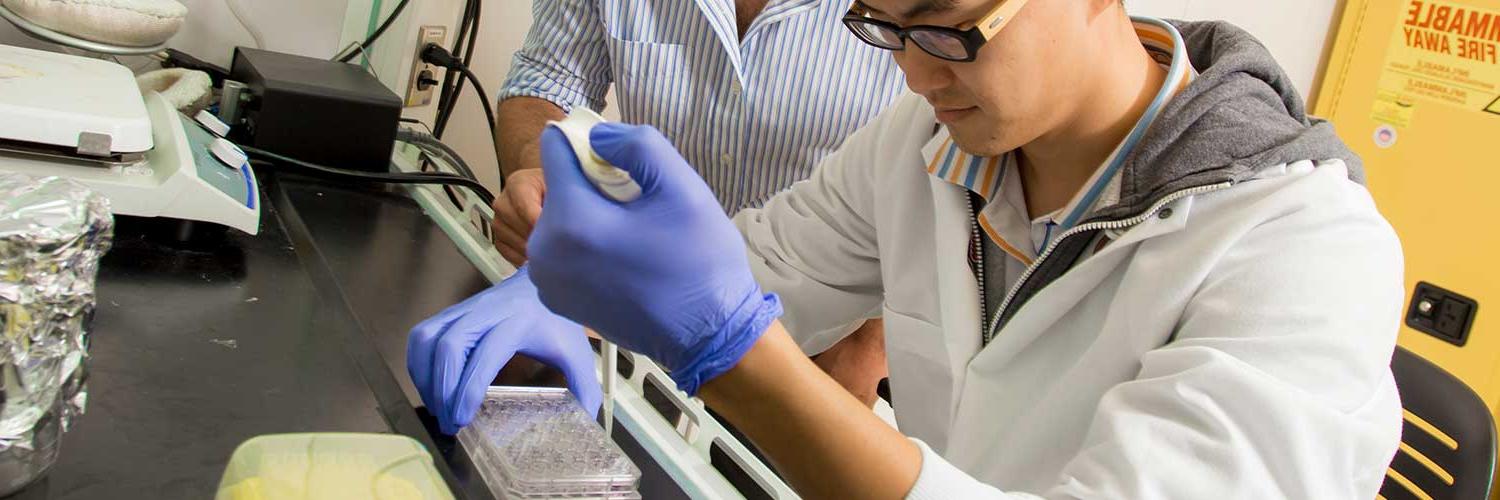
[408,0,1405,496]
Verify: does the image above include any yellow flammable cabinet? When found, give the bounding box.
[1317,0,1500,495]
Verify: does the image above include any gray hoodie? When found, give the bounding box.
[995,20,1366,328]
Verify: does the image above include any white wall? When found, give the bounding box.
[1125,0,1344,103]
[175,0,350,65]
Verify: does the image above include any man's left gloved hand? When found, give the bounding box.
[407,266,603,435]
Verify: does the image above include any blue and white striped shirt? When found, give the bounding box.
[499,0,907,212]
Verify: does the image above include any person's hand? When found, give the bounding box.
[407,266,603,435]
[491,169,546,266]
[527,124,782,395]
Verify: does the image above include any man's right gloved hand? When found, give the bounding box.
[527,124,782,396]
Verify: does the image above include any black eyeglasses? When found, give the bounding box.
[841,0,1030,62]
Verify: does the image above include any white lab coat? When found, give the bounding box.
[734,93,1404,498]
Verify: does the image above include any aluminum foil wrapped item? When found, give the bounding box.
[0,172,112,495]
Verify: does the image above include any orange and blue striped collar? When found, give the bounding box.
[923,135,1005,199]
[922,17,1196,231]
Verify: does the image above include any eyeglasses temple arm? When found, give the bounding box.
[975,0,1030,38]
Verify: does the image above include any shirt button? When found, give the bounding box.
[1158,208,1174,219]
[730,80,742,96]
[720,153,734,165]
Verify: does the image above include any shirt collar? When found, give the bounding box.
[921,128,1004,200]
[692,0,822,77]
[923,16,1196,228]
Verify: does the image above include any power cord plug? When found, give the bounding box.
[419,43,462,69]
[417,43,499,168]
[416,69,441,91]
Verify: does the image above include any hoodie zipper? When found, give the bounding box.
[966,192,988,345]
[981,182,1232,344]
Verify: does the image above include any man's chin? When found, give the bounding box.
[948,125,1008,158]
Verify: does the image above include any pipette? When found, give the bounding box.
[546,108,642,202]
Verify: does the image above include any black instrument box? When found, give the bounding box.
[229,48,402,172]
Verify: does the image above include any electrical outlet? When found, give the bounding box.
[404,26,448,107]
[1407,281,1479,346]
[1436,299,1474,338]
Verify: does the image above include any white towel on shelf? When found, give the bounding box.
[136,67,211,113]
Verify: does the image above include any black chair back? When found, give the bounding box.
[1382,347,1496,499]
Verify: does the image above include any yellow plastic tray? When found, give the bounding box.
[215,433,453,500]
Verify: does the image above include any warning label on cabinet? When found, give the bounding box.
[1378,0,1500,116]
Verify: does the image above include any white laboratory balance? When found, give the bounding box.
[0,6,260,235]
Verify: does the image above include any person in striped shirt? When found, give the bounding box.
[488,0,906,405]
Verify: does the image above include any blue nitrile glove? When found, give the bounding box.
[527,123,782,395]
[406,266,603,435]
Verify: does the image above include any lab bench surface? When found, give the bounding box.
[4,172,688,500]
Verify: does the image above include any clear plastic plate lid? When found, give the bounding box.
[458,387,641,499]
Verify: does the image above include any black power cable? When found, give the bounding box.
[462,0,481,78]
[336,0,414,63]
[396,128,479,181]
[438,0,477,135]
[397,119,473,208]
[455,66,498,139]
[434,0,482,139]
[452,0,483,128]
[420,43,502,188]
[398,116,432,130]
[243,145,495,206]
[423,43,494,133]
[161,49,230,85]
[436,0,475,110]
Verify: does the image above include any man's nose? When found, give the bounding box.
[894,43,956,97]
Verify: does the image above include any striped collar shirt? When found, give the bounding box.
[922,17,1196,277]
[499,0,907,213]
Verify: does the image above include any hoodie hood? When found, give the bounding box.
[1091,19,1364,223]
